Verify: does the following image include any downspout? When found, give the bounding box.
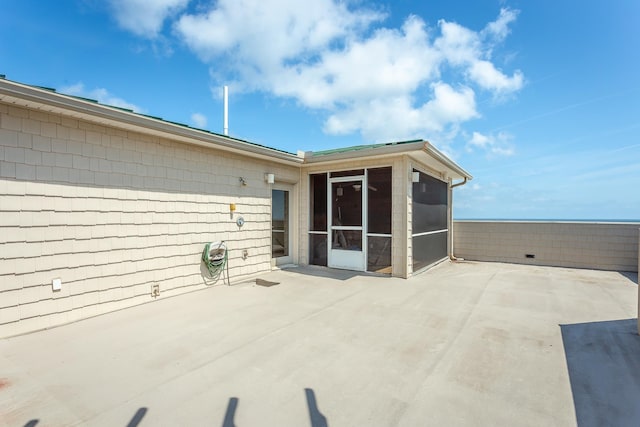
[451,177,468,189]
[299,163,304,266]
[449,177,468,261]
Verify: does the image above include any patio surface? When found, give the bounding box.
[1,261,638,426]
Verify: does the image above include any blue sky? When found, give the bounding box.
[1,0,639,220]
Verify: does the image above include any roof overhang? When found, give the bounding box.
[302,140,472,181]
[0,79,303,166]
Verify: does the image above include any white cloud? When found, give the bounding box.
[467,60,523,92]
[175,0,383,64]
[190,112,207,128]
[107,0,189,38]
[434,20,480,66]
[482,8,519,42]
[108,1,524,146]
[324,82,478,142]
[266,15,443,114]
[435,12,523,93]
[468,131,491,148]
[467,131,515,157]
[59,83,144,112]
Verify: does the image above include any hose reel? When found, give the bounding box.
[202,241,229,285]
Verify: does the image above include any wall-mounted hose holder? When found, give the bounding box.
[202,241,230,285]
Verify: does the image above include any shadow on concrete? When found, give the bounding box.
[617,271,638,284]
[221,397,238,427]
[305,388,328,427]
[21,407,147,427]
[217,391,327,426]
[126,407,147,427]
[285,265,386,282]
[561,318,640,427]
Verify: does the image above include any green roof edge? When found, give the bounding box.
[311,139,423,156]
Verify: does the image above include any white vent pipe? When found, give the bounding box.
[223,85,229,136]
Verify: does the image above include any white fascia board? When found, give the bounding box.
[304,140,472,181]
[421,141,473,181]
[302,141,426,165]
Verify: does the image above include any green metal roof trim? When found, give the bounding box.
[306,137,472,180]
[311,139,423,156]
[0,74,295,156]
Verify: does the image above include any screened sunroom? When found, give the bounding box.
[298,140,472,278]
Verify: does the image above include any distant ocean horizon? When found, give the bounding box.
[455,218,640,223]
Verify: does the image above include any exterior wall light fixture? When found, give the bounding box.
[265,173,275,184]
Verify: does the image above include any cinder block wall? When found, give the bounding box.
[453,220,639,272]
[0,103,298,337]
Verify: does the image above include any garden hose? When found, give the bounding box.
[202,241,230,285]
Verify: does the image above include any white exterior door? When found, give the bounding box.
[328,176,366,271]
[272,187,293,266]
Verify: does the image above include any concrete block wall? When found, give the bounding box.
[453,220,639,272]
[0,103,299,337]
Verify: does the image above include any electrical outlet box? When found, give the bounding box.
[151,284,160,297]
[52,278,62,292]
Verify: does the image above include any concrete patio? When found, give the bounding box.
[1,262,638,427]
